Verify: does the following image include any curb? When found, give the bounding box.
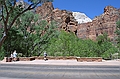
[0,60,120,66]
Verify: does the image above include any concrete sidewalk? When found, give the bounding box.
[0,59,120,66]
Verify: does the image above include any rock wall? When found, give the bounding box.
[36,2,78,33]
[36,2,120,40]
[77,6,120,40]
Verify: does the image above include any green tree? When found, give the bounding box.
[114,20,120,58]
[75,39,98,57]
[15,11,58,57]
[97,33,110,45]
[0,0,53,48]
[96,32,119,58]
[14,11,39,57]
[30,20,58,56]
[47,30,80,56]
[96,33,110,56]
[3,27,24,56]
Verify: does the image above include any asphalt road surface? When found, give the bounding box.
[0,64,120,79]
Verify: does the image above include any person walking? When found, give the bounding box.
[44,51,47,61]
[13,50,17,61]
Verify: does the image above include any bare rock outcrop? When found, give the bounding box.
[36,2,78,33]
[77,6,120,40]
[36,2,120,41]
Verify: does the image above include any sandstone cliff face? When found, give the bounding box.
[36,2,120,40]
[36,2,78,33]
[77,6,120,40]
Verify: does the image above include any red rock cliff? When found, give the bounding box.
[36,2,120,40]
[77,6,120,40]
[36,2,78,33]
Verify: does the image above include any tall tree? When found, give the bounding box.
[14,10,58,57]
[0,0,53,48]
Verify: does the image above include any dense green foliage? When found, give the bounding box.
[0,11,58,58]
[115,20,120,50]
[115,20,120,58]
[0,0,53,48]
[46,31,119,58]
[0,46,5,60]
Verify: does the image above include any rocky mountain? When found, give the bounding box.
[36,2,120,40]
[77,6,120,40]
[72,12,92,24]
[36,2,78,33]
[36,2,91,34]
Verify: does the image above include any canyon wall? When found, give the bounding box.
[36,2,120,40]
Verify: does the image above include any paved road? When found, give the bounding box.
[0,64,120,79]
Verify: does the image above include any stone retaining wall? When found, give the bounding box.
[3,56,102,62]
[35,56,76,60]
[3,57,12,62]
[3,57,19,62]
[76,57,102,62]
[19,57,35,61]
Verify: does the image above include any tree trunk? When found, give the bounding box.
[0,33,7,48]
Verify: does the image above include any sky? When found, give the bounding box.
[23,0,120,19]
[52,0,120,19]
